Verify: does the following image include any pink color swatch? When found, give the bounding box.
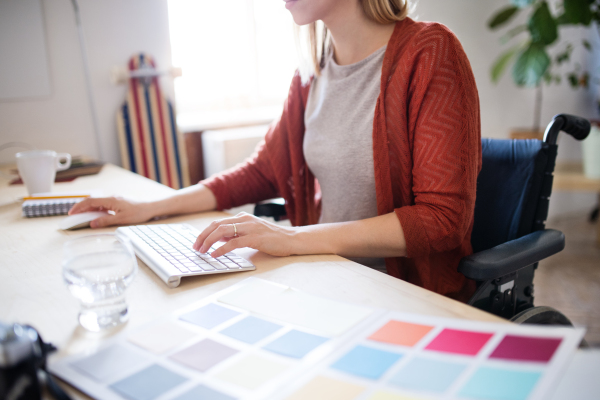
[490,335,562,362]
[425,329,493,356]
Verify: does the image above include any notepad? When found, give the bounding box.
[22,192,91,218]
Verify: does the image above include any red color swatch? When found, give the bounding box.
[368,320,434,347]
[490,335,562,363]
[425,329,493,356]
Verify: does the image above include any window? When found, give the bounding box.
[167,0,298,125]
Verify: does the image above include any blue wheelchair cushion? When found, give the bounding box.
[471,139,543,253]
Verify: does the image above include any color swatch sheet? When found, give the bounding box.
[49,278,584,400]
[275,311,585,400]
[48,278,377,400]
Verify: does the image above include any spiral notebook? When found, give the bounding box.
[21,192,91,218]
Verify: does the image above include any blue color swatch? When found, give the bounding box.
[70,344,150,383]
[459,366,541,400]
[331,345,402,380]
[220,316,282,344]
[173,384,236,400]
[179,303,240,329]
[263,330,329,359]
[389,357,466,393]
[110,364,187,400]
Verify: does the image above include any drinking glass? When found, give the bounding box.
[62,234,137,332]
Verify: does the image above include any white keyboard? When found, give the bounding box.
[116,224,255,288]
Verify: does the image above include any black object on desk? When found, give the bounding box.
[0,321,72,400]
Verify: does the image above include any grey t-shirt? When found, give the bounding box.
[303,46,387,273]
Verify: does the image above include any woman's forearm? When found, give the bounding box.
[148,184,218,219]
[294,212,407,258]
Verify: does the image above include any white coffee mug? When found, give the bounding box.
[16,150,72,195]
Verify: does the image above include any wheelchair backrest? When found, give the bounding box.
[471,138,555,253]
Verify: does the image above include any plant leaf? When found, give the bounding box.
[511,0,537,8]
[568,73,579,87]
[528,1,558,45]
[556,13,571,25]
[489,6,520,29]
[582,39,592,51]
[500,25,528,44]
[564,0,593,25]
[555,44,573,64]
[491,46,519,83]
[512,42,551,87]
[580,72,590,88]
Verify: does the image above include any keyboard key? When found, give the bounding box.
[206,260,222,268]
[212,263,228,270]
[174,265,189,273]
[188,265,203,272]
[237,261,254,269]
[222,260,238,267]
[182,261,196,268]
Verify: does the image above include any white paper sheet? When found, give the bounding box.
[217,279,373,336]
[551,349,600,400]
[127,322,197,354]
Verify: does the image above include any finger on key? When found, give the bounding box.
[193,218,226,251]
[210,237,248,258]
[199,223,242,253]
[194,218,240,251]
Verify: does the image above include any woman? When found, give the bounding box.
[70,0,481,301]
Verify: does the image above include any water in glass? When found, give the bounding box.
[63,234,137,331]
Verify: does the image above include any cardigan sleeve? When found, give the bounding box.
[394,24,482,258]
[200,72,308,211]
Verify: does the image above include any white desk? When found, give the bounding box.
[0,164,503,398]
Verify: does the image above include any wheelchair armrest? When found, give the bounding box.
[253,198,287,221]
[458,229,565,281]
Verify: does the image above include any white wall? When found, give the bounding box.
[0,0,174,166]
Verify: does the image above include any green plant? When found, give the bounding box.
[488,0,600,130]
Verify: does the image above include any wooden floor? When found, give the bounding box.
[537,211,600,346]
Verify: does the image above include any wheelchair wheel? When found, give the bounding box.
[510,306,573,326]
[510,306,589,348]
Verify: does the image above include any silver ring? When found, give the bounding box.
[232,223,238,237]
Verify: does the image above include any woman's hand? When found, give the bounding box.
[193,212,300,258]
[68,197,154,228]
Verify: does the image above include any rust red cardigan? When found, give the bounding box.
[202,18,482,301]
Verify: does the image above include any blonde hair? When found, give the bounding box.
[296,0,411,82]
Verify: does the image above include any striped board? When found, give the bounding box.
[116,53,190,189]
